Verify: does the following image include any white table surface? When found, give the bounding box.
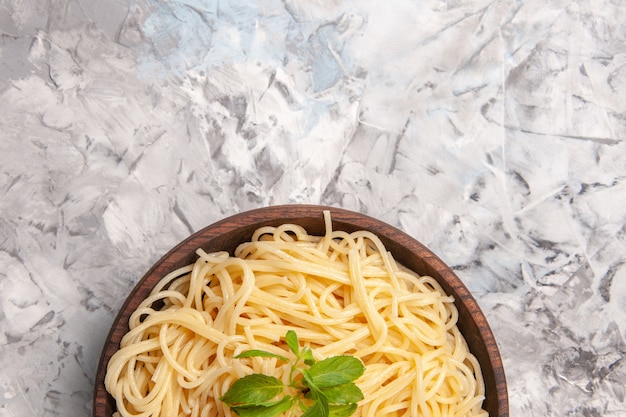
[1,0,625,416]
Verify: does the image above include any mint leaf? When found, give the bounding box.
[301,392,329,417]
[235,350,289,362]
[329,403,358,417]
[230,396,293,417]
[302,347,316,366]
[319,383,363,404]
[305,356,365,388]
[285,330,299,355]
[223,332,364,417]
[301,369,319,394]
[220,374,284,406]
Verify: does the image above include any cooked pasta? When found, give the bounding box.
[105,211,487,417]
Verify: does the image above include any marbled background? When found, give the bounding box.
[1,0,625,416]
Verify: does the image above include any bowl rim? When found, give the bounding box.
[93,204,508,417]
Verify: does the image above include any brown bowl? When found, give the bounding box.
[93,204,508,417]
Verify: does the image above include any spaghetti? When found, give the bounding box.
[105,211,487,417]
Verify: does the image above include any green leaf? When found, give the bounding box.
[221,331,365,417]
[230,396,293,417]
[220,374,284,406]
[285,330,299,356]
[329,403,358,417]
[235,350,289,362]
[301,394,330,417]
[319,383,364,404]
[305,356,365,388]
[302,347,316,366]
[301,368,320,393]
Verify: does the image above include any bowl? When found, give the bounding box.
[93,204,508,416]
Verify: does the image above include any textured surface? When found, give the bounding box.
[1,0,625,416]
